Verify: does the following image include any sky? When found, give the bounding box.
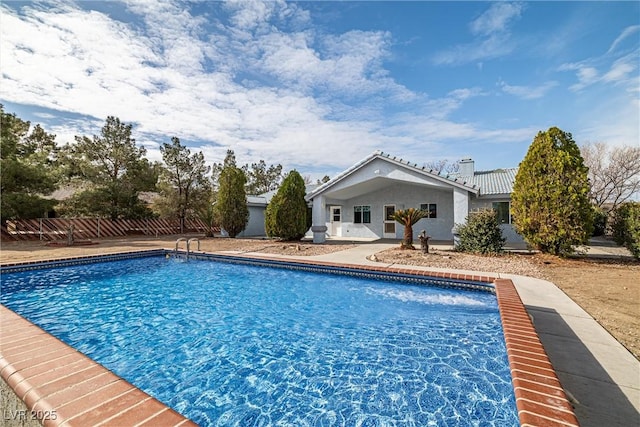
[1,1,639,180]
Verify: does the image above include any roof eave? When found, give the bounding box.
[305,151,480,200]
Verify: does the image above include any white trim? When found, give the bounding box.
[330,206,342,237]
[305,151,479,201]
[383,204,396,238]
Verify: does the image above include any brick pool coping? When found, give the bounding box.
[0,250,579,426]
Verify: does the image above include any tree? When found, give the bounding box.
[155,137,212,232]
[0,105,59,224]
[265,170,308,240]
[242,160,283,195]
[423,159,459,175]
[317,175,331,185]
[512,127,593,255]
[213,150,248,237]
[391,208,429,249]
[456,209,506,254]
[63,116,157,219]
[610,202,640,259]
[581,142,640,210]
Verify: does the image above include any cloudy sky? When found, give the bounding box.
[1,1,638,179]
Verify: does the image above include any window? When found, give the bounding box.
[332,208,341,222]
[354,205,371,223]
[492,202,511,224]
[384,205,395,221]
[420,203,437,218]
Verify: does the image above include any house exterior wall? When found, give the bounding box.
[237,205,266,237]
[323,183,455,240]
[470,196,525,244]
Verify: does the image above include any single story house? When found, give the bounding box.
[304,151,524,244]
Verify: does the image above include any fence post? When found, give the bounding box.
[97,218,101,238]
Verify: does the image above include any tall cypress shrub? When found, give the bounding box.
[511,127,593,255]
[265,170,308,240]
[214,164,248,238]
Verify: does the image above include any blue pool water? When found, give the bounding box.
[1,256,518,426]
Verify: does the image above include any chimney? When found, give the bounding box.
[459,158,474,176]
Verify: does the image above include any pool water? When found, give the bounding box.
[1,256,518,426]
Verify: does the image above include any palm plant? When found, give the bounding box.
[392,208,429,249]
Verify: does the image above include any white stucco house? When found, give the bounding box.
[305,151,524,244]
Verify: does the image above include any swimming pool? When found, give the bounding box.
[1,254,519,426]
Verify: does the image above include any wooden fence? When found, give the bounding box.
[1,218,216,241]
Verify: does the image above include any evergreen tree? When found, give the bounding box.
[610,202,640,259]
[0,105,59,223]
[512,127,593,255]
[156,137,211,232]
[265,170,308,240]
[213,151,248,238]
[242,160,283,195]
[63,116,158,219]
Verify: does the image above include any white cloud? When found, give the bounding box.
[561,52,638,92]
[499,80,559,100]
[607,25,640,54]
[469,2,524,36]
[602,54,637,84]
[423,87,485,120]
[432,33,516,66]
[0,1,539,175]
[434,2,523,66]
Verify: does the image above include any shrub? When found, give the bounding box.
[265,170,308,241]
[511,127,593,256]
[214,165,249,238]
[611,202,640,259]
[592,206,608,237]
[456,209,506,254]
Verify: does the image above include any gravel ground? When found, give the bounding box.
[371,247,547,278]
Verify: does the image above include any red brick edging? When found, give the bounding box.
[0,306,196,427]
[495,279,580,427]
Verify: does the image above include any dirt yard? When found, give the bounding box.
[1,235,638,359]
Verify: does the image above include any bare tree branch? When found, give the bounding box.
[581,142,640,210]
[423,159,460,175]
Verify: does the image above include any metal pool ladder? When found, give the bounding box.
[174,237,200,260]
[187,238,200,256]
[175,237,187,254]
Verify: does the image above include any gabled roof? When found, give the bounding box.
[306,150,480,200]
[306,151,517,200]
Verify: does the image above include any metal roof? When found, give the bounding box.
[462,168,518,196]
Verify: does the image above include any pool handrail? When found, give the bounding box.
[187,238,200,257]
[175,237,187,253]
